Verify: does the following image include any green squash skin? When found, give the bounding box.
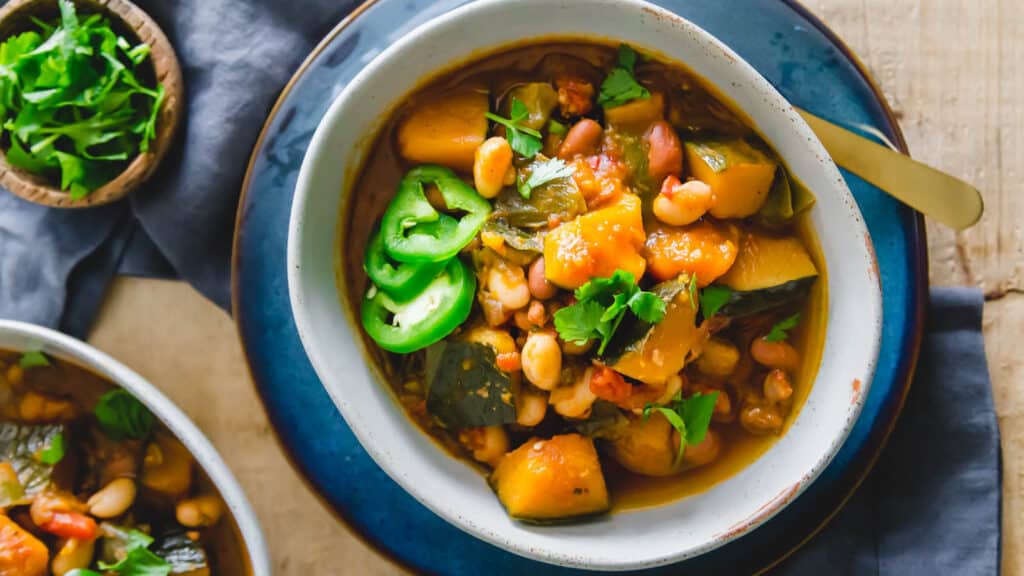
[718,276,817,318]
[599,274,693,366]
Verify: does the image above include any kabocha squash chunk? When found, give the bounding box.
[607,412,679,477]
[604,274,704,385]
[643,220,740,285]
[543,194,646,289]
[604,92,665,132]
[492,434,609,521]
[397,89,489,172]
[0,514,49,576]
[684,140,777,218]
[715,232,818,317]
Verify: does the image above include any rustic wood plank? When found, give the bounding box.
[801,2,1022,573]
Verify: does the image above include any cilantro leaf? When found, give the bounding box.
[642,391,719,461]
[19,350,50,369]
[553,299,604,345]
[93,389,154,441]
[598,45,650,109]
[66,571,103,576]
[518,158,575,199]
[0,0,164,197]
[764,313,801,343]
[553,270,666,354]
[98,547,171,576]
[38,431,64,465]
[700,285,733,319]
[485,97,543,158]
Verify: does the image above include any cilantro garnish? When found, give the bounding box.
[700,285,733,319]
[0,0,165,198]
[598,44,651,109]
[19,350,50,369]
[485,98,543,158]
[93,389,154,441]
[764,313,801,343]
[643,391,719,461]
[97,526,171,576]
[38,432,64,465]
[553,270,666,355]
[518,158,575,199]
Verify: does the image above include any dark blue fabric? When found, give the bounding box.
[775,288,1001,575]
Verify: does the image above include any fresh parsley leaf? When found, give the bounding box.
[679,392,719,446]
[19,350,50,369]
[517,158,575,199]
[93,389,154,441]
[553,270,666,355]
[764,313,801,343]
[627,291,666,324]
[98,547,171,576]
[700,285,733,319]
[38,431,64,465]
[597,44,651,109]
[642,391,719,461]
[485,97,543,158]
[0,0,164,196]
[552,300,605,345]
[547,118,567,135]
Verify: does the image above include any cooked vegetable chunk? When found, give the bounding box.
[426,342,516,429]
[685,140,777,218]
[607,412,679,477]
[141,433,194,498]
[604,92,665,132]
[604,274,703,385]
[0,514,49,576]
[643,220,740,285]
[715,232,818,317]
[151,531,210,576]
[397,89,489,172]
[543,194,646,289]
[0,423,66,499]
[492,434,609,521]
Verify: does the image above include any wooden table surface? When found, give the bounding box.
[86,1,1022,573]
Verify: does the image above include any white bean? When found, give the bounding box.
[550,368,598,418]
[176,494,224,528]
[653,178,713,226]
[52,538,95,576]
[521,332,562,391]
[488,261,531,311]
[474,137,514,198]
[86,477,136,519]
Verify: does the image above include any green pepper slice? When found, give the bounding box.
[381,165,491,263]
[364,226,444,300]
[361,257,475,353]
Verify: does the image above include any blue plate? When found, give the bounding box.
[232,1,926,573]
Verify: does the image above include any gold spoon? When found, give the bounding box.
[798,109,984,230]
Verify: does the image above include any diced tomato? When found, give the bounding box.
[496,352,522,373]
[38,511,97,541]
[589,366,633,403]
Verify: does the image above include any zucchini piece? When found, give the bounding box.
[684,139,777,219]
[714,232,818,317]
[602,274,703,385]
[152,530,210,576]
[425,342,517,429]
[491,434,609,522]
[0,422,65,499]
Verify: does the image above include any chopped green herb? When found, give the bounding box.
[764,312,801,343]
[700,285,733,319]
[485,97,543,158]
[642,391,719,461]
[547,118,567,136]
[37,431,64,465]
[98,530,172,576]
[687,273,699,308]
[93,389,154,441]
[0,0,164,197]
[597,45,651,109]
[553,270,666,355]
[18,350,50,369]
[66,571,103,576]
[518,158,575,199]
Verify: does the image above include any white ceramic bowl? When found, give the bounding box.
[0,320,271,576]
[288,0,882,570]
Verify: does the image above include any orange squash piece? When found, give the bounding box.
[643,220,740,285]
[397,89,489,173]
[492,434,609,521]
[0,515,49,576]
[603,92,665,133]
[543,194,646,289]
[684,140,777,219]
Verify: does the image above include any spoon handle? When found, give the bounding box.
[798,109,984,230]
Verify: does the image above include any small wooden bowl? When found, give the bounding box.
[0,0,183,208]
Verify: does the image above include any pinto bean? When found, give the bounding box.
[645,121,683,184]
[557,119,603,159]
